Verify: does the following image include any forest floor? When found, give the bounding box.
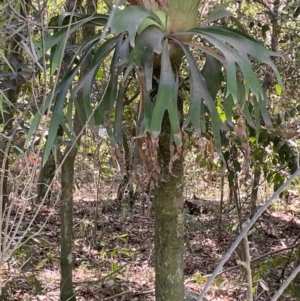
[2,179,300,301]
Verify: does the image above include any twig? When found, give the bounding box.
[278,231,300,282]
[103,289,154,301]
[217,163,225,242]
[196,167,300,301]
[134,289,155,296]
[103,290,132,301]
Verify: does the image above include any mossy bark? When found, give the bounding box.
[153,112,184,301]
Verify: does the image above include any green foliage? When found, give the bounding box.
[35,253,57,270]
[287,283,300,299]
[193,271,209,284]
[150,39,180,141]
[98,233,136,280]
[35,4,282,167]
[0,287,10,301]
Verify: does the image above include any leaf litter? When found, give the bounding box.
[2,166,300,301]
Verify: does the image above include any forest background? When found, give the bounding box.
[0,0,300,300]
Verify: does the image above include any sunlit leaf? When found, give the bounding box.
[275,83,282,95]
[229,16,247,32]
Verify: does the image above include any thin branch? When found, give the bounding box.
[197,167,300,301]
[103,289,154,301]
[217,163,225,242]
[194,241,300,281]
[103,290,132,301]
[124,88,140,106]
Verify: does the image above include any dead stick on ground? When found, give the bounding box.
[104,289,155,301]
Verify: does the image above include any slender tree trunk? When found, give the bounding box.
[60,105,84,301]
[36,151,56,203]
[0,24,25,212]
[59,92,85,301]
[60,145,77,301]
[59,0,96,299]
[153,109,185,301]
[250,166,260,217]
[37,126,63,203]
[117,132,132,202]
[0,101,15,212]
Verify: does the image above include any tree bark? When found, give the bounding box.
[36,151,56,204]
[153,111,184,301]
[59,1,96,299]
[0,101,15,212]
[60,102,85,301]
[60,145,77,301]
[0,25,25,212]
[36,126,63,203]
